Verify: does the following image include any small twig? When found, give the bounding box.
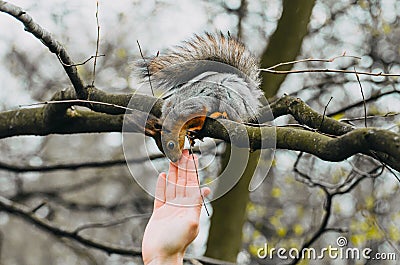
[328,89,399,117]
[319,97,333,131]
[58,54,105,67]
[334,165,384,195]
[91,0,101,86]
[264,53,361,71]
[382,162,400,183]
[19,99,136,113]
[289,189,331,265]
[353,67,367,127]
[260,68,400,77]
[187,136,210,216]
[73,213,151,234]
[30,201,48,213]
[339,112,400,122]
[136,40,154,96]
[293,152,336,189]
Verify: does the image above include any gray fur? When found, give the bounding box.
[134,33,264,161]
[161,71,262,127]
[134,33,264,123]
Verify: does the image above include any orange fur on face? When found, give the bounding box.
[178,115,207,149]
[162,107,208,162]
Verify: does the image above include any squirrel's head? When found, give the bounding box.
[161,124,186,163]
[160,101,208,162]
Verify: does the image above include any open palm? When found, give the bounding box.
[142,150,211,265]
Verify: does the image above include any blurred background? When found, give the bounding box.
[0,0,399,264]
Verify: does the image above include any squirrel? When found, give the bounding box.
[136,32,264,162]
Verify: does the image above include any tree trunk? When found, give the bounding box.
[260,0,316,98]
[205,145,259,262]
[205,0,316,261]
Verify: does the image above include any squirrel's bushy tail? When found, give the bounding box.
[135,32,261,89]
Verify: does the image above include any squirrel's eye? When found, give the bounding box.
[167,141,175,150]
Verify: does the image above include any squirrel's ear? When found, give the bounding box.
[185,116,207,132]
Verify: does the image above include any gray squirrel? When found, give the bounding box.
[136,33,264,162]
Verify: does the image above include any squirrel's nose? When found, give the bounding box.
[166,153,180,163]
[169,157,178,163]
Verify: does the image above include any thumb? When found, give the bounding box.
[201,187,211,198]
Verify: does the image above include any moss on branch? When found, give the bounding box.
[198,119,400,171]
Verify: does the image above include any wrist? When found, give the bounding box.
[144,253,184,265]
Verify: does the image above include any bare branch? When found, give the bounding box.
[328,90,399,117]
[0,195,234,265]
[339,112,400,122]
[0,154,163,173]
[264,53,361,71]
[260,67,400,78]
[136,40,155,96]
[319,96,333,131]
[0,1,87,98]
[58,54,105,67]
[21,99,137,114]
[0,195,141,256]
[289,189,331,265]
[354,67,367,127]
[91,0,101,86]
[73,213,151,234]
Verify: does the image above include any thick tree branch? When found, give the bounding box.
[86,86,163,117]
[1,94,159,139]
[0,1,86,98]
[1,107,124,138]
[269,95,354,135]
[199,119,399,171]
[1,89,398,171]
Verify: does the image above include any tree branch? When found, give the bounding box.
[269,94,354,135]
[0,1,86,98]
[0,195,141,255]
[2,89,399,171]
[327,89,399,117]
[260,67,400,78]
[0,196,233,265]
[199,119,400,171]
[0,155,163,173]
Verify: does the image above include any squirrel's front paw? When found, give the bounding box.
[209,111,228,119]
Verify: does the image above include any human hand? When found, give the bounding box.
[142,150,211,265]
